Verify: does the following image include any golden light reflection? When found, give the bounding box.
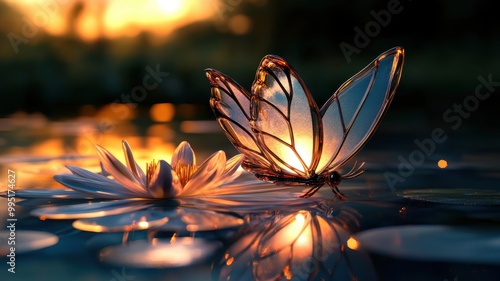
[0,116,179,189]
[150,103,175,122]
[31,139,66,157]
[137,221,150,229]
[346,236,359,250]
[96,103,136,121]
[269,211,312,258]
[147,124,176,140]
[283,264,293,280]
[180,120,221,133]
[438,159,448,169]
[293,213,310,246]
[218,210,366,280]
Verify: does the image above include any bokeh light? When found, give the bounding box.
[150,103,175,122]
[347,236,360,250]
[437,159,448,169]
[228,14,251,35]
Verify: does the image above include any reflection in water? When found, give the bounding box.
[0,112,228,189]
[214,209,377,281]
[99,237,222,268]
[316,200,363,233]
[72,206,245,233]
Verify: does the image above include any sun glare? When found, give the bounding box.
[157,0,185,18]
[6,0,217,41]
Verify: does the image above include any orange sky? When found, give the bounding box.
[4,0,218,41]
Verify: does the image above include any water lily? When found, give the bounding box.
[54,140,243,199]
[6,139,314,231]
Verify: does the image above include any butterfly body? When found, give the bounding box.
[206,47,404,198]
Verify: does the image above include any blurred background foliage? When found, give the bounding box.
[0,0,499,130]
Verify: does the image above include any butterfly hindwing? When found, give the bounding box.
[249,55,323,178]
[317,47,404,174]
[206,69,272,170]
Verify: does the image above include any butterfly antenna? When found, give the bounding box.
[341,161,365,179]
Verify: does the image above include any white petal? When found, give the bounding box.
[54,174,137,199]
[95,144,149,197]
[181,151,226,196]
[219,154,244,184]
[148,160,182,198]
[66,165,120,184]
[203,154,243,190]
[122,140,147,186]
[171,141,196,169]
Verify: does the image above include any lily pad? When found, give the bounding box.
[0,230,58,255]
[99,237,221,268]
[400,188,500,205]
[356,225,500,264]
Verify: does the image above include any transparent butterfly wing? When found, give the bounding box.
[249,55,322,178]
[317,47,404,174]
[206,69,272,170]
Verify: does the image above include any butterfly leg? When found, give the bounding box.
[299,184,323,198]
[330,184,348,201]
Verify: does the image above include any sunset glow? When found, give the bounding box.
[5,0,218,41]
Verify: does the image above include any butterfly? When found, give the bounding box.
[205,47,404,199]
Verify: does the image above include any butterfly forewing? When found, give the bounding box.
[317,47,404,174]
[206,69,272,170]
[250,55,322,178]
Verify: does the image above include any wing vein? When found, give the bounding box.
[335,93,347,133]
[327,65,379,169]
[220,79,251,121]
[256,131,309,175]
